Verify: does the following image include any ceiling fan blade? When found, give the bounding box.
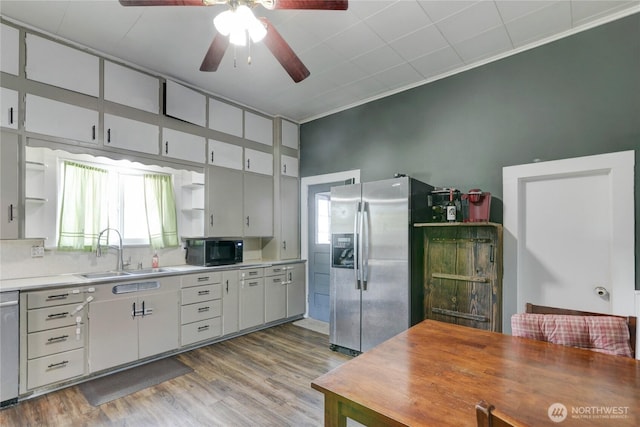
[259,18,310,83]
[270,0,348,10]
[119,0,208,6]
[200,33,229,72]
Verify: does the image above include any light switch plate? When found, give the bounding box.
[31,245,45,258]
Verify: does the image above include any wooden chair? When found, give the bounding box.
[476,401,524,427]
[525,303,636,358]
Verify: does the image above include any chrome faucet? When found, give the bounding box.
[96,228,126,272]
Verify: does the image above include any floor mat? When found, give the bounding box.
[79,358,192,406]
[293,317,329,335]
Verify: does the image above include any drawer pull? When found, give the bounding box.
[198,290,210,296]
[47,360,69,369]
[197,276,210,282]
[249,271,258,276]
[47,312,70,319]
[249,281,260,287]
[46,293,69,301]
[197,325,210,332]
[198,306,210,313]
[47,335,69,343]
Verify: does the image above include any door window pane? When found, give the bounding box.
[316,192,331,244]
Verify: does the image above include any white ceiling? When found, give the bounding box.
[1,0,639,123]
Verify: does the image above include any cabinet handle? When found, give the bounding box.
[283,240,287,251]
[226,279,229,293]
[246,216,250,227]
[249,281,260,287]
[46,293,69,301]
[9,107,14,124]
[289,272,292,281]
[107,128,111,143]
[210,214,214,227]
[8,204,15,222]
[47,312,69,319]
[197,276,210,282]
[283,164,287,174]
[198,290,210,296]
[47,360,69,369]
[197,325,210,332]
[246,158,250,169]
[141,300,146,317]
[211,150,214,163]
[198,306,210,313]
[92,125,96,140]
[165,141,169,154]
[47,335,69,343]
[249,271,258,276]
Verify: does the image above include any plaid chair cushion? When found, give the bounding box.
[511,313,632,357]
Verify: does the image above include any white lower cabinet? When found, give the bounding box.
[286,263,306,317]
[180,272,223,347]
[239,268,265,330]
[222,270,240,336]
[88,277,180,373]
[21,286,87,393]
[265,266,287,323]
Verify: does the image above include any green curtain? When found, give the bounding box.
[58,161,109,251]
[143,173,179,249]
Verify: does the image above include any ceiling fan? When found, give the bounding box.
[119,0,349,83]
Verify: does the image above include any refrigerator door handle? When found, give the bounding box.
[354,201,362,289]
[362,201,369,291]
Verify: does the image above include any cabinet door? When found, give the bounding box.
[239,278,264,330]
[244,173,273,237]
[26,34,99,97]
[287,263,306,317]
[1,23,19,76]
[163,128,205,163]
[208,139,243,170]
[89,296,138,373]
[280,176,299,259]
[0,131,19,239]
[138,291,179,359]
[265,275,287,323]
[104,114,159,155]
[25,94,99,144]
[209,98,242,137]
[104,61,159,113]
[281,119,299,150]
[244,148,273,175]
[165,80,206,127]
[206,166,244,237]
[222,270,239,335]
[0,87,19,130]
[281,154,299,177]
[244,111,273,146]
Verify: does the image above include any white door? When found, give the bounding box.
[503,151,635,333]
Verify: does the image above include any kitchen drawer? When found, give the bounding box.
[239,268,264,280]
[27,325,84,359]
[265,265,287,277]
[27,348,85,390]
[265,274,286,286]
[181,299,222,325]
[27,288,84,309]
[27,304,81,333]
[181,272,222,288]
[181,283,222,305]
[181,317,222,346]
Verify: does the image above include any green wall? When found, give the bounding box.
[300,13,639,290]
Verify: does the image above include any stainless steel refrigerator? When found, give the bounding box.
[329,177,433,355]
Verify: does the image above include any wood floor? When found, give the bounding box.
[0,322,350,426]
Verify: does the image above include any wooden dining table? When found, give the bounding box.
[311,320,639,426]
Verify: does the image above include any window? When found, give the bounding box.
[57,159,179,250]
[316,192,331,244]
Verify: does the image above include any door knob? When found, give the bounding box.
[594,286,609,301]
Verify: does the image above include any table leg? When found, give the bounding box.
[323,393,347,427]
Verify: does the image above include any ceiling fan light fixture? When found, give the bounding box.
[213,10,234,36]
[213,4,265,46]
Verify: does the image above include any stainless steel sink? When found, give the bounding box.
[81,271,132,279]
[127,268,171,275]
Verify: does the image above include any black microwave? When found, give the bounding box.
[184,238,243,266]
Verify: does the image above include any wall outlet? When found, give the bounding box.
[31,245,45,258]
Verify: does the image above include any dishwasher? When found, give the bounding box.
[1,291,19,407]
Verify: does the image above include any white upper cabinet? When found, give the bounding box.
[1,23,19,76]
[208,139,243,170]
[244,112,273,146]
[245,148,273,176]
[281,154,299,178]
[104,61,159,113]
[0,88,19,130]
[104,114,159,155]
[25,94,98,144]
[162,128,205,163]
[25,34,99,97]
[209,98,243,137]
[281,120,299,150]
[164,80,206,127]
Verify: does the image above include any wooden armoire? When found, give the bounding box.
[413,223,503,332]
